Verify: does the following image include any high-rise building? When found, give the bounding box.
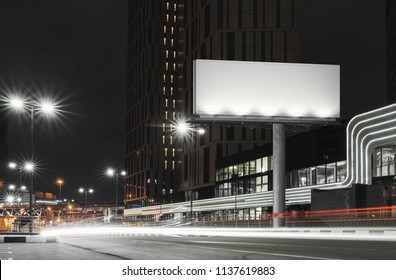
[125,0,184,208]
[125,0,298,208]
[386,0,396,104]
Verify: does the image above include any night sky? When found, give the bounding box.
[0,0,128,202]
[0,0,388,203]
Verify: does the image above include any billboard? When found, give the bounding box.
[193,59,340,123]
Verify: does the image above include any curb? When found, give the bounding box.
[0,235,58,243]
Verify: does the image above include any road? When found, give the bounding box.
[2,233,396,260]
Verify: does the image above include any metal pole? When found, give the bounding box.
[190,138,193,221]
[116,173,118,208]
[273,123,286,228]
[29,106,34,233]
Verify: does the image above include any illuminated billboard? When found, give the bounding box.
[193,60,340,122]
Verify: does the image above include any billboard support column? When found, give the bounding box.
[273,123,286,227]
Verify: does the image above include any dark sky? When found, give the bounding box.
[0,0,388,202]
[299,0,387,119]
[0,0,128,202]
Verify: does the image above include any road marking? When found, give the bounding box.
[194,245,336,260]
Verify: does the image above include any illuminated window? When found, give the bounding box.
[173,63,176,70]
[165,160,168,169]
[170,75,173,83]
[166,50,169,58]
[173,100,176,108]
[174,3,177,11]
[172,148,175,157]
[162,123,165,132]
[173,51,176,58]
[165,99,168,107]
[170,123,173,132]
[170,87,173,95]
[170,136,173,144]
[163,74,166,82]
[163,86,166,94]
[162,135,165,144]
[172,111,175,119]
[167,2,169,10]
[163,25,167,33]
[172,161,175,170]
[166,62,169,70]
[171,27,174,35]
[174,15,176,23]
[163,38,167,45]
[165,148,168,157]
[166,14,169,22]
[165,111,168,119]
[171,39,174,46]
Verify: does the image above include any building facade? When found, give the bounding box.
[125,0,184,208]
[125,0,299,209]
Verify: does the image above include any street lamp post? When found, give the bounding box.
[106,168,126,209]
[57,179,64,201]
[79,188,94,208]
[175,120,205,221]
[5,95,58,233]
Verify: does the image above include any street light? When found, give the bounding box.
[4,94,59,233]
[79,188,94,208]
[56,178,64,201]
[175,119,205,221]
[106,168,126,209]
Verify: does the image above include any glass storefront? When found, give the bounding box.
[373,145,396,177]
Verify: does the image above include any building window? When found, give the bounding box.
[164,38,167,45]
[165,160,168,169]
[165,99,168,107]
[164,25,167,33]
[162,135,165,144]
[165,148,168,157]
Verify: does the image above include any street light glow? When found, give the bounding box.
[9,96,25,110]
[176,121,189,135]
[8,162,17,169]
[6,195,14,203]
[198,128,205,135]
[79,188,84,193]
[106,168,115,177]
[20,186,27,191]
[88,188,94,193]
[39,100,56,116]
[121,171,127,176]
[9,185,16,190]
[24,162,34,172]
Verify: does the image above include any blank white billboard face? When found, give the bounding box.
[193,60,340,121]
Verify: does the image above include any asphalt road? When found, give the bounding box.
[2,234,396,260]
